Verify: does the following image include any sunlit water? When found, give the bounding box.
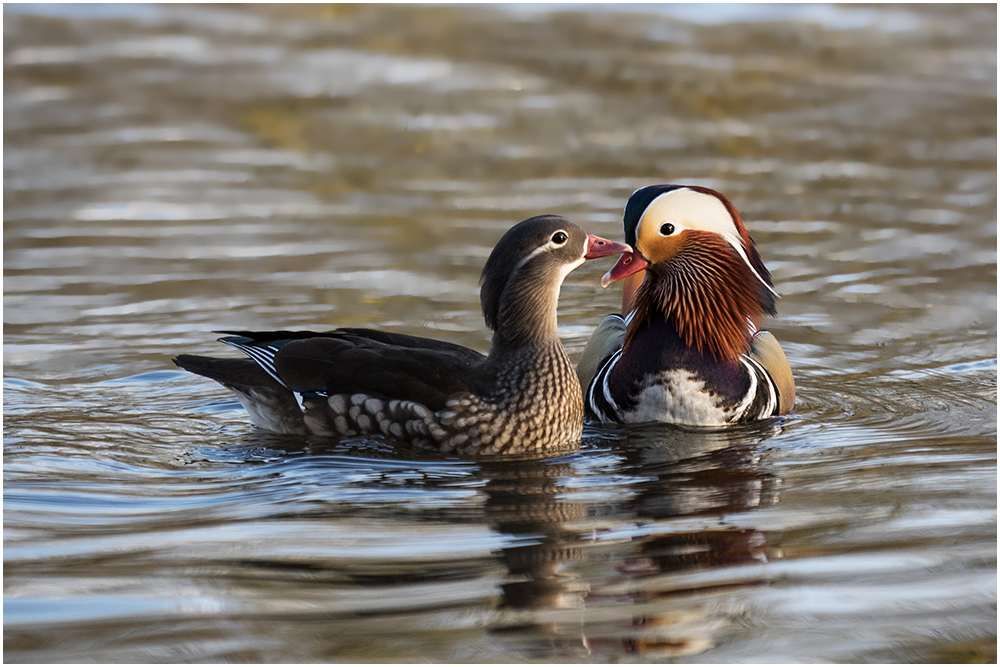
[4,4,996,662]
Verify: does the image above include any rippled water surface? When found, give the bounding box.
[4,4,996,662]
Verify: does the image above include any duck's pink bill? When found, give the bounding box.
[601,251,649,288]
[584,234,632,260]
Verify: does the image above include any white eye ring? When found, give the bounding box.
[551,231,568,245]
[659,222,676,236]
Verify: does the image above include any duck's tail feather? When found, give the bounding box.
[173,355,308,435]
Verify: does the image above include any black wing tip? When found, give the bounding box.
[173,353,204,368]
[172,353,219,377]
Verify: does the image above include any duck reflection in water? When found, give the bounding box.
[185,422,780,661]
[476,454,593,657]
[584,422,782,658]
[476,419,780,660]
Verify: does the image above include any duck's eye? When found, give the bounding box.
[551,231,568,245]
[659,223,675,236]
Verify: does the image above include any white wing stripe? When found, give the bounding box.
[222,340,289,389]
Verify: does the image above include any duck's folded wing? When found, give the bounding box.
[576,313,626,391]
[219,331,484,412]
[749,330,795,414]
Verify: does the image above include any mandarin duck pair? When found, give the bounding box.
[175,185,794,455]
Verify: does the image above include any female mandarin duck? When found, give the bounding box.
[174,215,629,455]
[577,185,795,426]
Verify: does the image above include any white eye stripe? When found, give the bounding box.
[512,232,577,273]
[514,243,551,271]
[641,189,779,296]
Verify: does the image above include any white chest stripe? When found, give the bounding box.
[587,346,779,424]
[739,353,778,420]
[600,352,621,421]
[732,357,760,420]
[584,349,621,422]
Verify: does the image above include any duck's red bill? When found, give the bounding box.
[584,234,632,260]
[601,251,649,287]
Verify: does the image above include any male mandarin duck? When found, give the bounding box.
[174,215,630,455]
[577,185,795,426]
